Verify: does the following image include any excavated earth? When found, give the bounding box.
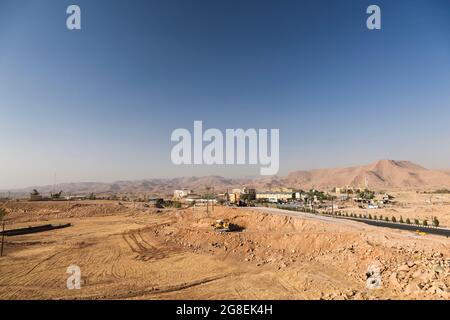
[0,201,449,300]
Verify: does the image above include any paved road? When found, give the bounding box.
[253,206,450,237]
[343,217,450,237]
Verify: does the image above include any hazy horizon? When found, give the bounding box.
[1,158,449,191]
[2,0,450,189]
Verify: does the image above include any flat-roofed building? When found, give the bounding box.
[256,192,294,202]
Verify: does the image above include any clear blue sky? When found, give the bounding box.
[1,0,450,189]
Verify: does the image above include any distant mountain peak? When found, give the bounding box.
[282,160,443,190]
[3,160,449,196]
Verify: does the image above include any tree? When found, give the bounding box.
[406,218,411,224]
[369,214,373,220]
[432,217,440,228]
[359,189,375,200]
[399,216,404,223]
[392,216,397,223]
[385,217,389,221]
[423,220,428,227]
[414,219,420,225]
[379,215,383,220]
[0,208,5,221]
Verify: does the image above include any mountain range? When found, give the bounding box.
[3,160,450,197]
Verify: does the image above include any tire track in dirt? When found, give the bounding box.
[23,250,65,276]
[121,227,180,262]
[95,274,234,299]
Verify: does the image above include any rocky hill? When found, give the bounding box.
[4,160,450,196]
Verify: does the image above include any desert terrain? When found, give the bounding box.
[4,160,450,197]
[347,191,450,227]
[0,200,449,300]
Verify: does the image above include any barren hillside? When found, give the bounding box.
[281,160,450,190]
[3,160,450,196]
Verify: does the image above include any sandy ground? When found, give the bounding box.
[341,192,450,226]
[0,201,449,300]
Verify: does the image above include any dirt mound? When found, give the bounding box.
[1,201,135,223]
[1,203,449,300]
[155,207,450,299]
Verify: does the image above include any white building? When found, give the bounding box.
[173,189,193,199]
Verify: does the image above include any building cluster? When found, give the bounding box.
[172,185,396,211]
[173,189,217,205]
[23,184,394,212]
[174,187,319,206]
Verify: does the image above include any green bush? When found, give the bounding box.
[163,200,181,208]
[432,217,440,227]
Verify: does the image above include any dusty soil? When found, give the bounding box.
[342,191,450,226]
[0,201,449,300]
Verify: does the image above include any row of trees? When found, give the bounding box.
[275,204,442,229]
[277,205,317,214]
[332,211,440,227]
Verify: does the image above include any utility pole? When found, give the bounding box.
[205,187,211,215]
[1,221,5,257]
[53,172,56,196]
[212,187,215,213]
[331,195,334,216]
[226,188,229,206]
